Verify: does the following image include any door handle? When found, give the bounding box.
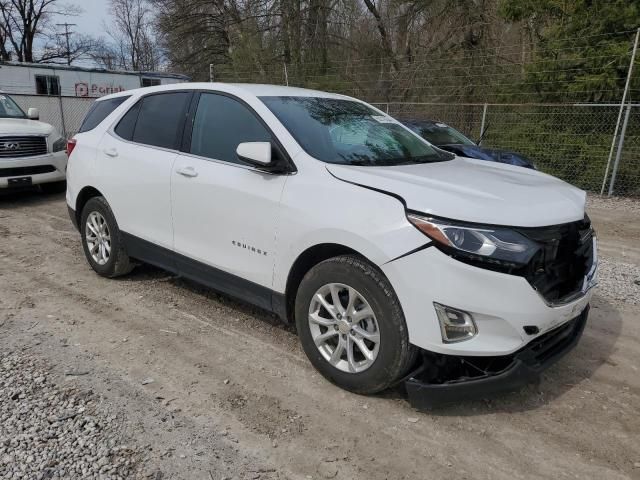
[176,166,198,178]
[103,147,118,157]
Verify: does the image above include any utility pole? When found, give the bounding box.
[56,23,77,66]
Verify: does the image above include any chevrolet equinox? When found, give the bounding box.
[66,84,597,408]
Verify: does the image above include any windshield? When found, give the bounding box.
[411,123,475,146]
[260,96,452,166]
[0,94,26,119]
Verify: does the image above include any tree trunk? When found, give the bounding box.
[362,0,399,72]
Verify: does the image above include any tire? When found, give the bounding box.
[80,196,133,278]
[295,255,417,394]
[40,180,66,194]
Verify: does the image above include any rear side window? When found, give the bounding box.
[132,93,191,149]
[79,96,130,133]
[114,101,141,140]
[190,93,271,164]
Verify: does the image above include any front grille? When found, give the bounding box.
[518,217,594,304]
[0,136,48,158]
[0,165,56,177]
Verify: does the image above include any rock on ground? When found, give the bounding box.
[0,350,142,480]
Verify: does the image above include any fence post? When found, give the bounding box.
[479,103,488,145]
[601,27,639,195]
[608,102,632,196]
[385,103,389,114]
[57,94,67,138]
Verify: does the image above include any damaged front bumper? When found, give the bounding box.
[404,305,589,409]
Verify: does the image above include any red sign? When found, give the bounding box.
[75,82,126,97]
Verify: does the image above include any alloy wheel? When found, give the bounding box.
[308,283,381,373]
[85,211,111,266]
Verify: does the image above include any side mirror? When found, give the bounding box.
[27,108,40,120]
[236,142,272,167]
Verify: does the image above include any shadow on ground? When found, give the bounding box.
[0,187,65,207]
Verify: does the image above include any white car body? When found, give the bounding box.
[0,93,67,188]
[66,83,597,404]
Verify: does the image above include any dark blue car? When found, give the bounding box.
[402,119,536,169]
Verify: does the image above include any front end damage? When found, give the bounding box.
[402,306,588,409]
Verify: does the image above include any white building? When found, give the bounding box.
[0,61,190,98]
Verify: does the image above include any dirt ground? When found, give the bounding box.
[1,190,639,480]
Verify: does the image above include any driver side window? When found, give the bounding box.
[191,93,272,165]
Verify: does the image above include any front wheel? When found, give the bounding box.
[295,255,416,394]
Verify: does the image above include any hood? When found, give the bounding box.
[327,157,586,227]
[439,144,536,169]
[0,118,55,136]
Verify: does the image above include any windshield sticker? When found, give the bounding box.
[371,115,397,124]
[435,122,448,128]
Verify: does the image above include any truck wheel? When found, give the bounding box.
[80,196,133,278]
[295,255,417,394]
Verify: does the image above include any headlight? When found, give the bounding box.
[407,213,539,265]
[52,137,66,152]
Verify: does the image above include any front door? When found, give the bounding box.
[171,92,289,307]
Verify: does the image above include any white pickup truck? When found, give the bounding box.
[0,91,68,192]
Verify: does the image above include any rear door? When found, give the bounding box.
[97,91,192,251]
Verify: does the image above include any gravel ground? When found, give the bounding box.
[597,258,640,306]
[586,193,640,306]
[0,351,142,480]
[587,194,640,215]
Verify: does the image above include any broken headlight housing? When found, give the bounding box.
[407,213,540,267]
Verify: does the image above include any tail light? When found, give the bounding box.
[66,138,77,156]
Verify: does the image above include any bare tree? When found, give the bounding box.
[88,38,120,69]
[0,0,79,63]
[151,0,261,79]
[39,30,99,64]
[107,0,160,71]
[0,14,11,59]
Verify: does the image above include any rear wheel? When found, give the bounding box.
[80,196,133,278]
[295,255,416,394]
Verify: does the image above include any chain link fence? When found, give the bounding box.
[10,94,94,139]
[7,93,639,196]
[373,102,639,196]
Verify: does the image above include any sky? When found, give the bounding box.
[62,0,111,38]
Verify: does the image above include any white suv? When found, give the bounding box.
[66,84,597,408]
[0,92,67,191]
